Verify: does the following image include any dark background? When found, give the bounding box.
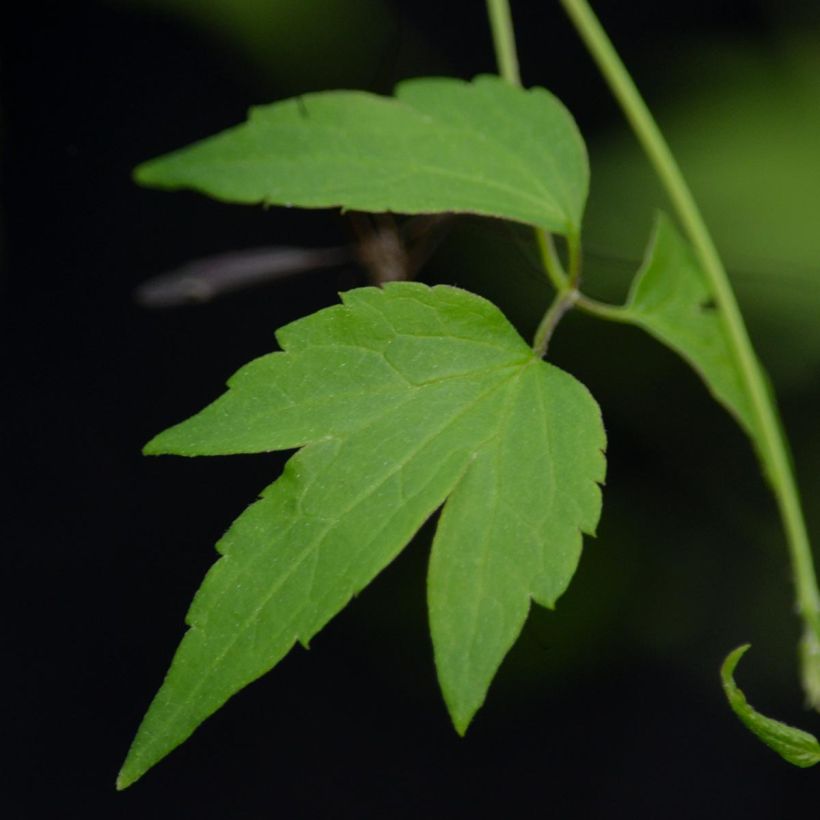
[4,1,820,816]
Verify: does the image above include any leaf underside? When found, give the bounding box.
[134,75,588,236]
[721,645,820,768]
[118,282,606,788]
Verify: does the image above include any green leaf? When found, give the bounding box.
[428,360,605,732]
[622,214,756,436]
[721,644,820,768]
[118,283,605,788]
[135,75,588,236]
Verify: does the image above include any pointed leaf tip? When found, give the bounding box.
[721,644,820,768]
[117,745,154,791]
[142,431,177,456]
[115,767,134,791]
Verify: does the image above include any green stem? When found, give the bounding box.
[565,230,582,289]
[560,0,820,667]
[487,0,580,356]
[575,293,631,323]
[533,288,578,358]
[536,230,568,291]
[486,0,521,85]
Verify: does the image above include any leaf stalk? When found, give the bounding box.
[535,230,568,291]
[533,288,579,358]
[574,293,631,323]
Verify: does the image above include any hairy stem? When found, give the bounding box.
[560,0,820,686]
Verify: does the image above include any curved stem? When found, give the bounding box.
[560,0,820,674]
[486,0,521,85]
[533,289,578,358]
[575,293,631,323]
[536,230,568,291]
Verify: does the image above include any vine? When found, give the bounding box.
[117,0,820,788]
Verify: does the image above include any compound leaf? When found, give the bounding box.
[621,214,756,436]
[721,645,820,768]
[135,75,588,236]
[117,282,605,788]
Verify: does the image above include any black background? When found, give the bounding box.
[4,1,819,817]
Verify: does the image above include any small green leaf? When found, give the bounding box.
[622,214,756,435]
[135,75,588,236]
[721,644,820,768]
[118,283,605,788]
